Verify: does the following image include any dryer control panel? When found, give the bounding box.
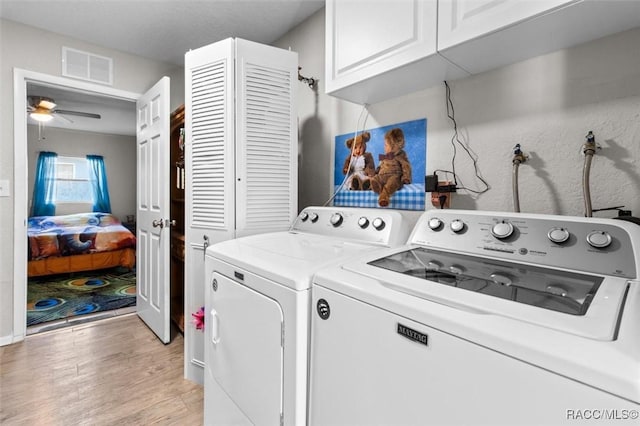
[411,210,639,278]
[291,207,411,247]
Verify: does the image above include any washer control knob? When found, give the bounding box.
[372,217,386,231]
[330,213,343,227]
[310,213,319,223]
[548,227,570,244]
[491,221,514,239]
[300,212,309,222]
[428,217,443,231]
[450,219,465,233]
[586,231,612,248]
[358,217,370,228]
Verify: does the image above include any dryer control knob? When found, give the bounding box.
[491,221,514,239]
[372,217,386,231]
[428,217,443,231]
[548,227,570,244]
[586,231,612,248]
[358,217,370,228]
[310,213,319,223]
[450,219,465,233]
[330,213,343,227]
[300,212,309,222]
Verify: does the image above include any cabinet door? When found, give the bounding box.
[184,38,236,383]
[436,0,640,75]
[234,39,298,237]
[326,0,465,104]
[438,0,577,51]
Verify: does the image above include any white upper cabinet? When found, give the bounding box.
[325,0,469,104]
[438,0,640,74]
[327,0,640,104]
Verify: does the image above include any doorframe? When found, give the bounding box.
[12,69,141,342]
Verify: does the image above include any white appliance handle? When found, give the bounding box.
[210,309,220,346]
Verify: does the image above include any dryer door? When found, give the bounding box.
[209,272,284,424]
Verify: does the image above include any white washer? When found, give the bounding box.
[310,210,640,425]
[203,206,413,425]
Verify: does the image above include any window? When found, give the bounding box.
[32,152,112,216]
[54,156,93,203]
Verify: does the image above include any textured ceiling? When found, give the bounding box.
[4,0,325,135]
[1,0,325,66]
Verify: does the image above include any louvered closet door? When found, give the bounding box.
[184,38,236,383]
[235,39,298,237]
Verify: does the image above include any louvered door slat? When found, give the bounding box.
[189,59,229,230]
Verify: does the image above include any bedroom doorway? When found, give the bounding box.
[13,70,141,340]
[25,83,138,334]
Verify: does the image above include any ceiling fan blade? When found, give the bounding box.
[54,113,74,124]
[55,109,101,119]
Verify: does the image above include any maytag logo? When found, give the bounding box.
[397,323,428,346]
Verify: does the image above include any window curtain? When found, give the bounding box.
[31,151,57,217]
[87,155,112,213]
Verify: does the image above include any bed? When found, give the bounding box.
[27,212,136,277]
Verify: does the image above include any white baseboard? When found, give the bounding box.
[0,334,19,346]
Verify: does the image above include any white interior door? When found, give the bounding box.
[136,76,171,343]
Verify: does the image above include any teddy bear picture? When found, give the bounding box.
[333,118,426,210]
[369,127,412,207]
[342,131,375,190]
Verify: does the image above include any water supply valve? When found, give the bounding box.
[582,131,600,155]
[512,144,528,164]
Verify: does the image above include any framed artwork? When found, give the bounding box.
[333,118,426,210]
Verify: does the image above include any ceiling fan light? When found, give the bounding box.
[30,111,53,122]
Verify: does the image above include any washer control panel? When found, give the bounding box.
[410,210,639,278]
[291,207,411,247]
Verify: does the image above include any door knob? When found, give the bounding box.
[152,219,164,228]
[166,219,176,227]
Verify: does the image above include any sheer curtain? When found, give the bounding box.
[31,151,57,217]
[87,155,112,213]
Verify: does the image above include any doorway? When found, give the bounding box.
[13,69,141,341]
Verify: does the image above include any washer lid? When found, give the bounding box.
[206,231,377,291]
[342,247,628,341]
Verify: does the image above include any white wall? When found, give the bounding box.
[276,9,640,217]
[0,18,184,341]
[27,125,137,221]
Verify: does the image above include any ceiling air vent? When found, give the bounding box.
[62,47,113,85]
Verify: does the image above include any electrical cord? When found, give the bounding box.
[323,103,370,206]
[444,81,490,195]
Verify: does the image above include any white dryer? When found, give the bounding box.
[310,210,640,425]
[203,206,413,425]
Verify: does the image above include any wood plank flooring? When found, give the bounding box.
[0,314,203,425]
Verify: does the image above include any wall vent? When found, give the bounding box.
[62,47,113,85]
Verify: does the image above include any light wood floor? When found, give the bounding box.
[0,314,203,425]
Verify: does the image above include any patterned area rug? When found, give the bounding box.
[27,267,136,327]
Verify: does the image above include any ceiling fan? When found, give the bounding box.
[27,96,101,123]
